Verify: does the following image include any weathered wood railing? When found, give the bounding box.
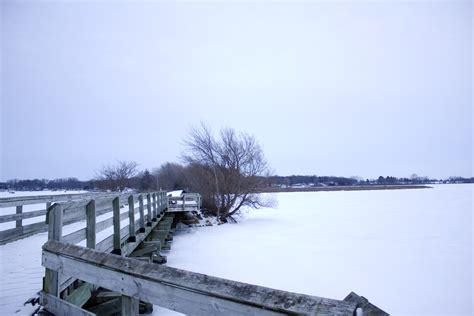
[42,240,388,315]
[0,192,118,244]
[38,191,389,315]
[40,191,173,313]
[0,191,202,244]
[167,192,202,212]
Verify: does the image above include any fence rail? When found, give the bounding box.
[43,240,378,316]
[0,191,201,244]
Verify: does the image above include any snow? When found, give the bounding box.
[160,184,473,316]
[1,185,472,316]
[167,190,184,197]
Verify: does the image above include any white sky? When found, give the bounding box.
[1,0,472,181]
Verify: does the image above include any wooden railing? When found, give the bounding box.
[0,192,113,244]
[40,191,170,301]
[0,191,202,244]
[167,192,202,212]
[42,240,389,316]
[38,191,389,315]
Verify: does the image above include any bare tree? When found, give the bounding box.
[152,163,187,190]
[95,160,139,191]
[182,123,274,222]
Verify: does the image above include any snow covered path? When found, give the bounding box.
[0,185,472,315]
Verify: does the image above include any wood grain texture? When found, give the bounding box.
[43,240,359,316]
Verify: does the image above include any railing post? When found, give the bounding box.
[152,193,157,221]
[146,194,152,226]
[182,194,185,210]
[86,200,96,249]
[45,202,51,224]
[47,203,63,241]
[158,192,162,214]
[15,205,23,229]
[112,197,121,255]
[138,195,145,233]
[44,203,63,297]
[128,195,136,242]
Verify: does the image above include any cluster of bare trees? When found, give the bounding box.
[94,124,274,222]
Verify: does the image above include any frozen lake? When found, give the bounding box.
[163,184,472,316]
[0,185,472,315]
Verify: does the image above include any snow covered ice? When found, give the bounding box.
[1,185,472,316]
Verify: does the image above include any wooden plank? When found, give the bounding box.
[343,292,389,316]
[40,291,96,316]
[122,295,139,316]
[0,221,50,244]
[15,205,23,228]
[156,192,163,215]
[47,204,63,242]
[0,193,108,208]
[0,208,46,223]
[44,203,63,297]
[65,282,94,307]
[43,241,359,316]
[152,193,157,219]
[138,195,145,232]
[147,194,152,224]
[129,244,159,257]
[112,197,121,255]
[128,195,136,242]
[88,297,121,315]
[62,228,86,244]
[86,200,96,249]
[49,200,138,245]
[0,227,22,243]
[58,218,160,293]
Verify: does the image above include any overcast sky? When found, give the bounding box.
[1,0,472,181]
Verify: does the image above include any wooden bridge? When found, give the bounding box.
[0,192,389,315]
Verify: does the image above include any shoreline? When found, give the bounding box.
[257,184,432,193]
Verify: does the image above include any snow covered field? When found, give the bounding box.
[163,184,473,316]
[1,185,472,315]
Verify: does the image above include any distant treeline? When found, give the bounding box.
[1,174,473,192]
[0,174,156,192]
[268,175,474,187]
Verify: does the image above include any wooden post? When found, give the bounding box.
[158,192,162,213]
[86,200,96,249]
[45,202,51,224]
[146,194,152,226]
[44,203,63,296]
[15,205,23,229]
[164,192,168,212]
[182,195,185,210]
[152,193,157,221]
[47,204,63,241]
[128,195,136,242]
[121,296,139,316]
[138,195,145,233]
[112,197,121,255]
